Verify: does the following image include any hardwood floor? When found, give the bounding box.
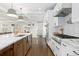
[26,36,54,56]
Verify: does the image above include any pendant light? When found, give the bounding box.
[7,4,17,18]
[18,8,24,20]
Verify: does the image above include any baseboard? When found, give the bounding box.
[46,42,55,56]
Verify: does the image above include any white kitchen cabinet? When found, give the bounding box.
[66,46,79,56]
[0,23,13,33]
[47,38,56,55]
[49,38,61,56]
[61,42,70,56]
[61,40,79,56]
[47,37,79,56]
[47,39,54,51]
[47,36,79,56]
[72,3,79,23]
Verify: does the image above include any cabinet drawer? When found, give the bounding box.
[0,44,14,56]
[14,39,23,56]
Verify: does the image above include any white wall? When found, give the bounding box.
[31,23,38,37]
[42,22,47,37]
[37,22,43,35]
[26,12,45,38]
[58,17,65,26]
[31,22,43,38]
[64,13,72,24]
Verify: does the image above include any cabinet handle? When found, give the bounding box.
[16,43,20,48]
[73,51,79,55]
[17,45,20,48]
[67,53,69,56]
[62,44,66,47]
[56,46,59,50]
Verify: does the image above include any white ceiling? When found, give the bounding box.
[0,3,56,13]
[0,3,56,22]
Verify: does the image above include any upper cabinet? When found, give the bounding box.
[53,3,72,17]
[72,3,79,23]
[0,22,14,33]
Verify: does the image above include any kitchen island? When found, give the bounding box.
[0,33,32,56]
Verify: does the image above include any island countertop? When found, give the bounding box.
[0,33,32,50]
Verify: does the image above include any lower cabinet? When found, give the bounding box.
[50,38,61,56]
[66,45,79,56]
[47,38,79,56]
[13,37,30,56]
[0,35,32,56]
[14,39,24,56]
[0,39,24,56]
[61,42,68,56]
[61,42,79,56]
[0,44,14,56]
[23,37,28,55]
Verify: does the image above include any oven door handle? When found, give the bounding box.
[56,46,59,50]
[73,51,79,55]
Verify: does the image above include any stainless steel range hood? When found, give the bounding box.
[54,8,71,17]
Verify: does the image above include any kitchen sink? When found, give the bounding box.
[15,35,25,37]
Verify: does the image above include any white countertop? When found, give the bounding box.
[61,39,79,50]
[52,35,79,46]
[52,35,79,49]
[62,39,79,46]
[0,33,31,50]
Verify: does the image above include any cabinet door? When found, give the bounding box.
[26,36,29,53]
[0,44,14,56]
[23,38,27,55]
[14,39,23,56]
[72,3,79,23]
[61,42,69,56]
[66,45,79,56]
